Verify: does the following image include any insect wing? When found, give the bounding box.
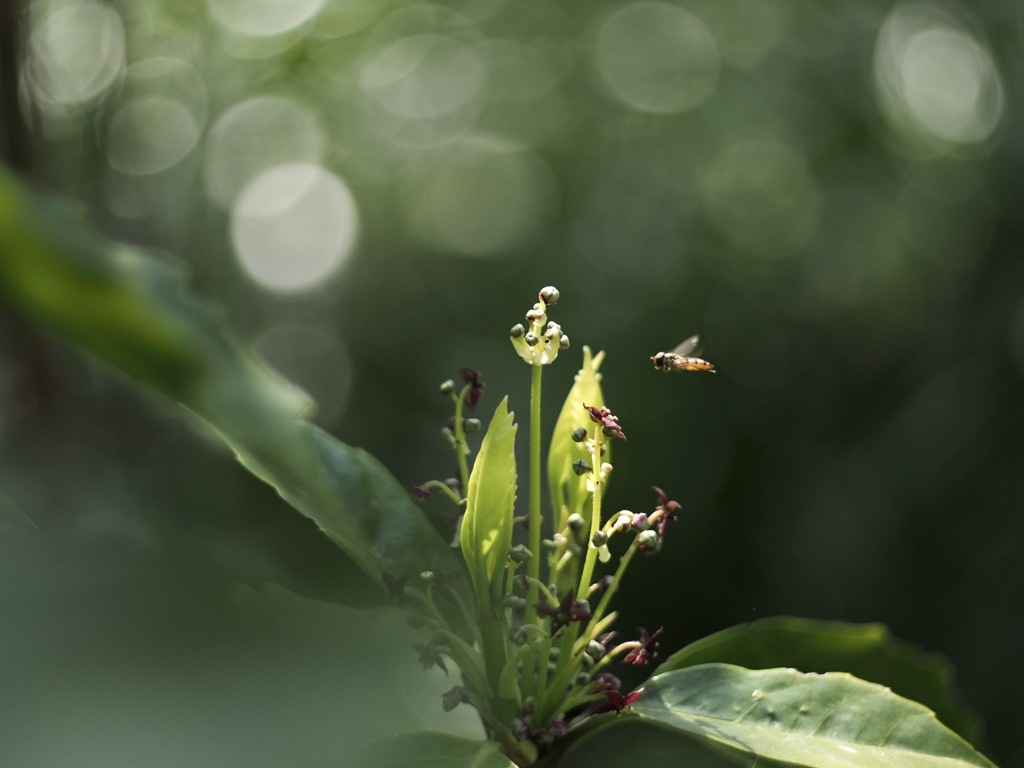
[669,335,700,357]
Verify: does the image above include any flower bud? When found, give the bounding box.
[439,379,455,394]
[637,529,660,551]
[559,335,570,350]
[567,513,585,532]
[442,687,465,712]
[510,323,525,338]
[591,530,608,547]
[572,458,592,476]
[509,625,529,645]
[539,286,560,305]
[464,418,482,434]
[513,574,529,595]
[571,427,587,442]
[525,331,539,346]
[509,544,532,564]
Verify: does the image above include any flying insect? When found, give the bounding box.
[650,335,715,373]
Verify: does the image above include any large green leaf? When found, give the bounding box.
[634,664,998,768]
[350,732,515,768]
[655,616,983,746]
[461,396,517,610]
[0,167,464,591]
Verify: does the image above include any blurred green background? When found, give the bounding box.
[1,0,1022,765]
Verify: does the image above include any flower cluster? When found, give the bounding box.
[398,287,685,766]
[510,286,569,366]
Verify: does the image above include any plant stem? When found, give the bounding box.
[453,387,471,491]
[576,435,604,599]
[524,362,544,691]
[587,539,638,632]
[527,362,543,596]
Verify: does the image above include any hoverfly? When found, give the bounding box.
[650,335,715,373]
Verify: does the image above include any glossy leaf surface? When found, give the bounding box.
[655,616,982,745]
[635,664,997,768]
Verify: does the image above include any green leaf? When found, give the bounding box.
[461,396,517,609]
[349,732,515,768]
[634,664,998,768]
[547,346,605,535]
[654,616,983,746]
[0,167,465,592]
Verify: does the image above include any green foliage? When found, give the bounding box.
[0,170,1000,767]
[0,166,464,594]
[462,396,518,611]
[656,616,983,746]
[547,347,605,537]
[635,664,997,768]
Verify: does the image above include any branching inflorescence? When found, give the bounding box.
[403,287,682,766]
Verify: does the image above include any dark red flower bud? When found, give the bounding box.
[583,404,626,441]
[623,627,663,665]
[459,366,485,410]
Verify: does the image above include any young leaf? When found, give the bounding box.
[634,664,998,768]
[461,396,518,610]
[0,167,465,592]
[547,346,605,535]
[655,616,983,747]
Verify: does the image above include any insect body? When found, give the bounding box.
[651,335,715,373]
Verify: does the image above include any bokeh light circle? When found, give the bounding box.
[203,97,327,210]
[359,34,488,120]
[208,0,326,38]
[230,163,359,292]
[703,140,821,260]
[404,138,557,257]
[593,2,719,114]
[874,5,1004,149]
[26,1,125,109]
[106,97,201,176]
